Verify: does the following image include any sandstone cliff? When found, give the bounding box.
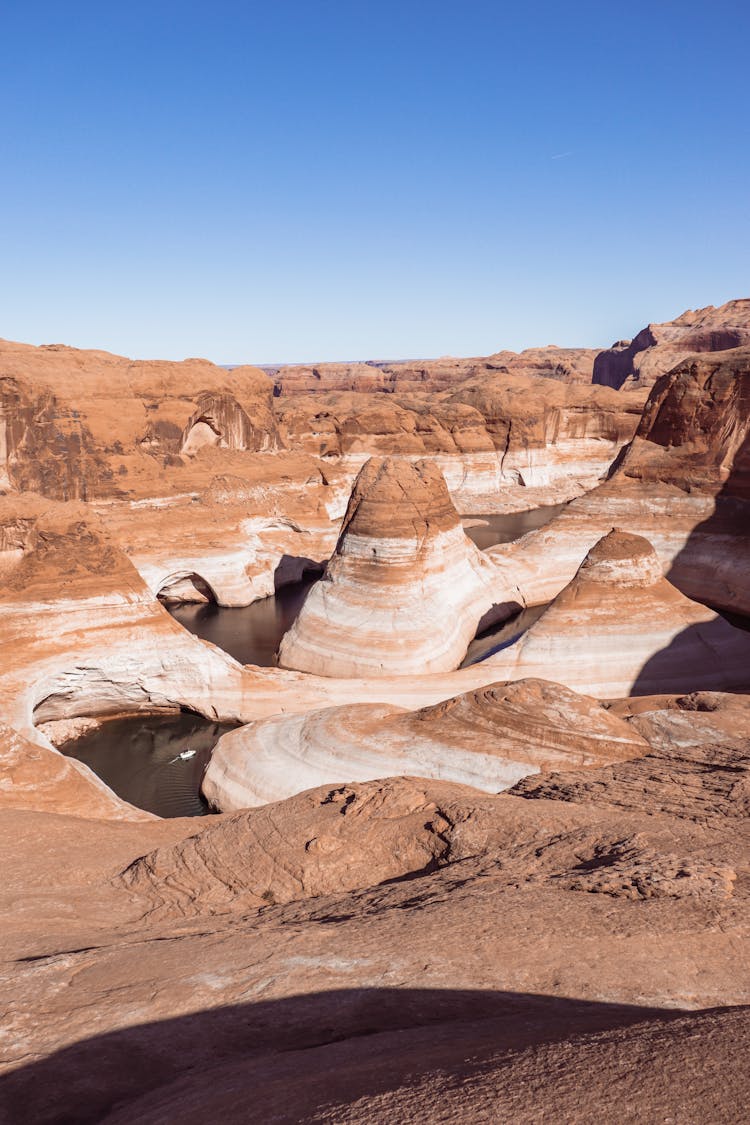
[592,298,750,389]
[0,337,278,500]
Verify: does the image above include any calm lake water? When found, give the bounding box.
[462,504,564,550]
[63,711,238,818]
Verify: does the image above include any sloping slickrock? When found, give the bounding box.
[202,678,647,811]
[97,1005,750,1125]
[0,721,149,820]
[486,528,750,698]
[278,456,510,677]
[489,346,750,616]
[0,497,252,778]
[2,742,749,1123]
[511,699,750,821]
[593,298,750,389]
[121,777,481,916]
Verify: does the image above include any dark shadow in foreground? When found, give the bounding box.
[0,987,694,1124]
[633,426,750,695]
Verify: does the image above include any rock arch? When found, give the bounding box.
[180,392,271,455]
[156,571,217,605]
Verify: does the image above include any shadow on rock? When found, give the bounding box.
[0,987,689,1125]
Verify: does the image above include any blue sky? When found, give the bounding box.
[1,1,748,363]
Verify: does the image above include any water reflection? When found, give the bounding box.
[168,577,317,667]
[63,711,238,817]
[462,504,565,550]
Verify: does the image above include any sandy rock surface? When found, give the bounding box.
[203,678,648,810]
[2,733,749,1120]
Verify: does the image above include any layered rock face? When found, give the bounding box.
[3,310,750,1123]
[0,337,278,500]
[272,346,598,397]
[0,497,252,758]
[487,529,750,698]
[203,678,647,811]
[593,298,750,389]
[277,372,645,505]
[278,456,508,677]
[491,346,750,616]
[225,526,750,730]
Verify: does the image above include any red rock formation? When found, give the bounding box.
[202,678,647,811]
[0,720,149,820]
[0,496,253,749]
[278,456,506,677]
[0,337,278,500]
[593,298,750,389]
[273,346,598,396]
[2,737,749,1120]
[493,346,750,616]
[277,372,645,507]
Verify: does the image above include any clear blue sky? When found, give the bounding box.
[1,1,748,364]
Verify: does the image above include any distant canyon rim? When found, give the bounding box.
[1,298,750,1123]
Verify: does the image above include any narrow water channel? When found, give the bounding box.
[168,576,318,667]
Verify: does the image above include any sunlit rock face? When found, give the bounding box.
[0,338,278,500]
[488,346,750,616]
[0,496,252,754]
[593,298,750,389]
[202,678,647,812]
[272,346,599,398]
[278,456,512,677]
[486,529,750,698]
[180,390,276,455]
[0,719,149,820]
[276,372,645,505]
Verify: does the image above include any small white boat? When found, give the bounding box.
[178,748,197,761]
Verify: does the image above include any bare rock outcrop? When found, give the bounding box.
[231,527,750,727]
[273,346,598,398]
[0,496,253,775]
[512,695,750,822]
[593,298,750,390]
[277,372,645,505]
[0,720,149,820]
[122,777,473,915]
[489,346,750,616]
[278,456,508,677]
[0,337,278,500]
[202,678,647,811]
[3,737,749,1123]
[486,529,750,698]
